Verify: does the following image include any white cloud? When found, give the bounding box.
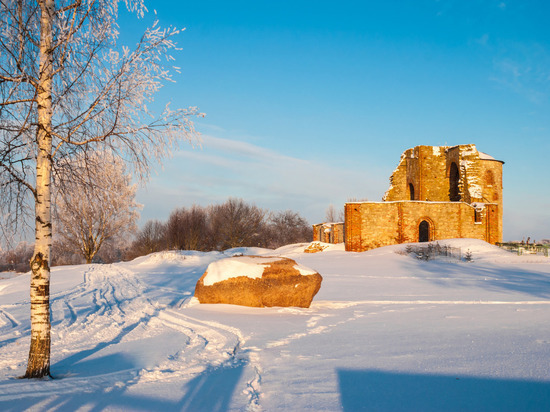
[489,43,550,103]
[138,134,386,225]
[200,134,305,164]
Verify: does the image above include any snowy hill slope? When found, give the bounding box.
[1,240,550,411]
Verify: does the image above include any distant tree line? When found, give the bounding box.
[0,242,34,273]
[126,198,312,260]
[1,198,312,270]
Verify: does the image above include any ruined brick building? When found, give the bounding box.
[344,144,504,252]
[312,222,345,244]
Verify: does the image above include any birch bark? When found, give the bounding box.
[24,0,54,379]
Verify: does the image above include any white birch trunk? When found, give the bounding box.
[25,0,54,379]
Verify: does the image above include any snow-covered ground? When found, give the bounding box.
[1,239,550,411]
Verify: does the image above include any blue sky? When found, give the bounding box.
[130,0,550,241]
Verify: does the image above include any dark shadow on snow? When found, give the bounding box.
[54,353,136,378]
[178,360,245,411]
[407,259,550,299]
[51,315,151,377]
[0,355,246,412]
[52,359,246,412]
[338,368,550,412]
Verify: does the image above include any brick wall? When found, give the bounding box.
[345,201,499,252]
[312,222,345,244]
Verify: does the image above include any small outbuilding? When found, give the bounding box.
[312,222,345,244]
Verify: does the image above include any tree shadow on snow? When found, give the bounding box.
[0,353,137,412]
[338,368,550,412]
[50,318,149,377]
[0,356,246,412]
[64,359,244,412]
[178,360,245,411]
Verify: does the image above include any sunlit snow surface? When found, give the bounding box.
[1,239,550,411]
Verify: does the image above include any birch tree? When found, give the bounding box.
[0,0,200,378]
[54,150,140,264]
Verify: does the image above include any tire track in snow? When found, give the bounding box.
[0,304,27,364]
[0,308,18,328]
[50,264,159,365]
[159,310,240,355]
[0,264,156,397]
[3,262,265,408]
[143,309,263,411]
[63,301,77,327]
[49,283,97,327]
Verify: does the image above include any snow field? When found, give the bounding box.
[0,240,549,411]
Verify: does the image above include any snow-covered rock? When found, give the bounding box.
[194,256,322,308]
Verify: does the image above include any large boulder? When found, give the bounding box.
[194,256,322,308]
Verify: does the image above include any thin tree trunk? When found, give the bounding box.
[24,0,54,379]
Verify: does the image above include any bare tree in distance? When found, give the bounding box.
[124,201,315,258]
[266,210,311,248]
[127,219,167,259]
[51,238,85,266]
[54,150,140,264]
[325,204,344,222]
[209,198,266,250]
[0,241,34,273]
[0,0,201,378]
[165,205,209,251]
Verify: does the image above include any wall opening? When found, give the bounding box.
[409,183,415,200]
[449,162,461,201]
[474,209,482,223]
[419,220,430,242]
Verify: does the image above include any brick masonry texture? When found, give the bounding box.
[345,144,503,252]
[313,222,345,244]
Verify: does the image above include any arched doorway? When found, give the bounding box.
[409,183,415,200]
[449,162,460,201]
[419,220,430,242]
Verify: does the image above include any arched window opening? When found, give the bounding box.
[449,162,460,201]
[419,220,430,242]
[409,183,415,200]
[474,210,482,223]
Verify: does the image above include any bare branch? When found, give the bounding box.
[0,98,35,106]
[57,0,82,14]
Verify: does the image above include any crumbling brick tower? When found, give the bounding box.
[345,144,503,252]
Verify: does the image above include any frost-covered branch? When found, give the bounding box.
[54,150,140,263]
[0,0,201,378]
